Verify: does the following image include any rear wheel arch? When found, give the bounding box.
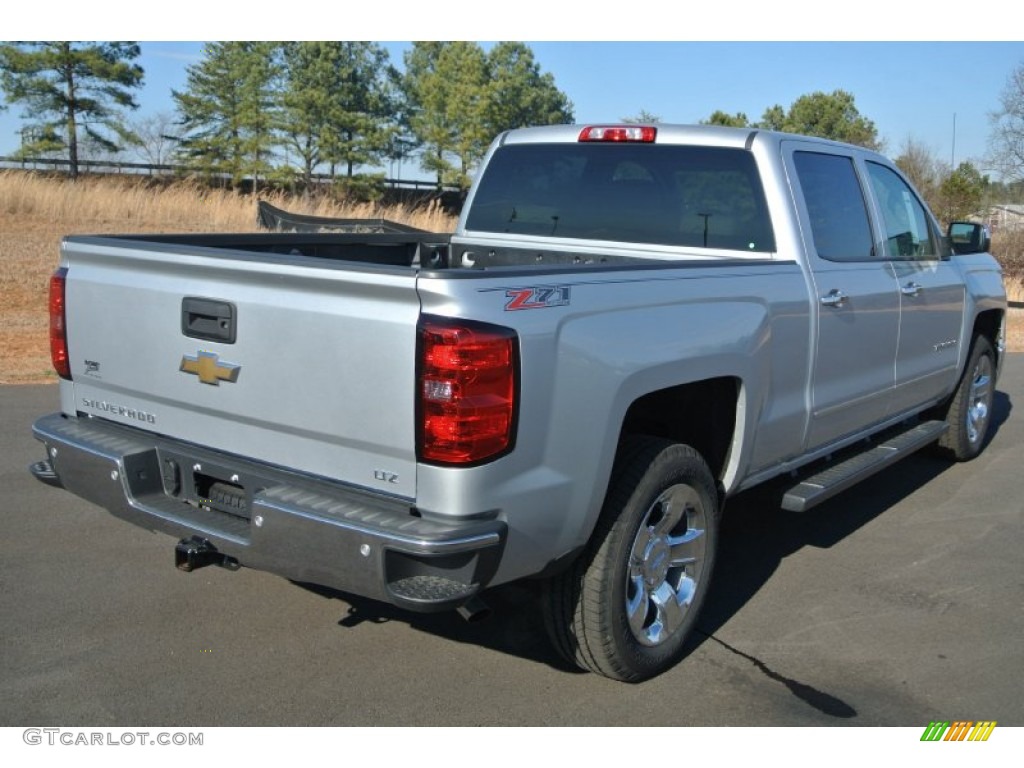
[617,376,741,483]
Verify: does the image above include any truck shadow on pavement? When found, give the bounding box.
[299,578,573,673]
[298,391,1013,697]
[688,390,1012,715]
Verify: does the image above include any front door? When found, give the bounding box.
[864,161,966,414]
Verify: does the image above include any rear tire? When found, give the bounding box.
[542,436,720,682]
[934,335,996,461]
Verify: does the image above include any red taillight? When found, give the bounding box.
[418,316,518,465]
[578,125,657,143]
[49,267,71,380]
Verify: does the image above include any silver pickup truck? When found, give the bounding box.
[31,124,1007,682]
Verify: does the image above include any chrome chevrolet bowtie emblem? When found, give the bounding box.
[179,351,241,385]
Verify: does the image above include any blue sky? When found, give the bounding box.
[2,38,1022,180]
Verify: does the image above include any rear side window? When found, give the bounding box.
[465,144,776,253]
[793,151,874,262]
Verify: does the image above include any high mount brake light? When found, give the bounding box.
[418,316,518,465]
[49,267,71,380]
[578,125,657,143]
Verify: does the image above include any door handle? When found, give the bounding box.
[901,282,923,297]
[819,289,848,308]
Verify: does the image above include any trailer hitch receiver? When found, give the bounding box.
[175,536,240,572]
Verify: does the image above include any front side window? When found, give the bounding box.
[792,151,874,262]
[465,144,775,253]
[865,162,937,258]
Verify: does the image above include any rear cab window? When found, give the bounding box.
[792,151,874,262]
[464,144,776,254]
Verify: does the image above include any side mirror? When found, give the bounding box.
[947,221,991,255]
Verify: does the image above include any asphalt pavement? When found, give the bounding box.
[1,359,1022,726]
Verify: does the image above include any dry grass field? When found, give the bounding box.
[0,171,456,383]
[0,170,1021,385]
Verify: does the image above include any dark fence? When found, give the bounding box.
[0,155,459,192]
[0,155,466,213]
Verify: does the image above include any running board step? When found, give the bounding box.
[781,420,948,512]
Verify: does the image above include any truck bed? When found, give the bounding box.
[95,232,453,269]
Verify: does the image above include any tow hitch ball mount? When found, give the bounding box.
[175,536,240,572]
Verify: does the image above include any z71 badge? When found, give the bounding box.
[504,285,571,311]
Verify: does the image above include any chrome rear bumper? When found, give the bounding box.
[31,413,505,612]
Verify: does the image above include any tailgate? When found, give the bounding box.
[61,237,420,499]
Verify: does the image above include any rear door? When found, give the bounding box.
[786,145,900,449]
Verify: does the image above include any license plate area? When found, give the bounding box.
[194,472,249,520]
[157,448,256,522]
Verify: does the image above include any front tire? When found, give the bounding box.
[935,335,996,461]
[542,437,720,682]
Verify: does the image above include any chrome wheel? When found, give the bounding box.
[541,437,719,681]
[935,335,996,462]
[625,483,708,647]
[966,354,993,446]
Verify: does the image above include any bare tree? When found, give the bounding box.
[127,111,182,167]
[895,136,943,206]
[989,61,1024,183]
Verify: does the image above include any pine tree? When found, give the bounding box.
[483,42,573,136]
[280,41,398,194]
[404,42,572,190]
[700,110,750,128]
[0,42,144,179]
[173,42,280,191]
[758,90,880,149]
[937,162,987,225]
[404,42,489,189]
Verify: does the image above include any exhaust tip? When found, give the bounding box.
[456,595,491,623]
